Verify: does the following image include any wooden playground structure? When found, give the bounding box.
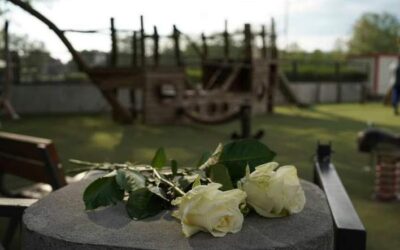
[8,0,282,125]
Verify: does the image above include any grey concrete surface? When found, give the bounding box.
[22,178,333,250]
[9,81,364,115]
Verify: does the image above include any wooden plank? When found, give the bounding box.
[41,143,67,188]
[0,198,37,217]
[0,153,50,183]
[0,132,51,161]
[314,145,366,250]
[0,132,66,189]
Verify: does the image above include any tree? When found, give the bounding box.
[7,0,134,123]
[348,12,400,54]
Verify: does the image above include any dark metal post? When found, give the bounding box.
[317,143,332,165]
[109,17,118,67]
[153,26,159,67]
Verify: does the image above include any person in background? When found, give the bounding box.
[392,57,400,115]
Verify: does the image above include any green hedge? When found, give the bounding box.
[282,63,368,82]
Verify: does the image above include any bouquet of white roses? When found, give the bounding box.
[72,139,305,238]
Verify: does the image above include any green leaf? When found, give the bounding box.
[151,148,167,170]
[171,159,178,177]
[126,188,165,220]
[196,152,211,167]
[209,164,234,191]
[219,139,276,185]
[192,175,201,188]
[116,169,146,193]
[83,176,124,210]
[148,186,169,201]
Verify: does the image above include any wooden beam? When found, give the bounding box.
[223,20,230,61]
[131,31,137,67]
[267,18,278,113]
[243,24,252,62]
[109,17,118,67]
[201,33,208,60]
[261,25,267,59]
[173,25,183,66]
[140,15,146,67]
[153,26,159,67]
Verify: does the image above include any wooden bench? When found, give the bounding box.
[0,132,67,197]
[313,143,367,250]
[0,131,67,249]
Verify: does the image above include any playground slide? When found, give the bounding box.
[278,71,308,108]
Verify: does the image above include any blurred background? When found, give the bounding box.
[0,0,399,249]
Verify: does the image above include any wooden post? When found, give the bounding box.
[153,26,159,67]
[140,15,146,67]
[173,25,183,67]
[261,25,267,59]
[223,20,230,61]
[267,18,278,113]
[243,24,252,62]
[131,31,137,67]
[109,17,118,67]
[335,62,342,103]
[269,19,278,61]
[4,21,11,90]
[201,33,208,60]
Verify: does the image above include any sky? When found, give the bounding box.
[3,0,400,62]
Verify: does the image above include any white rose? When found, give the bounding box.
[240,162,305,218]
[172,183,247,237]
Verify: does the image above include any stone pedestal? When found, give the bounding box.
[22,179,334,250]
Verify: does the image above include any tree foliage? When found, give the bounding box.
[348,12,400,54]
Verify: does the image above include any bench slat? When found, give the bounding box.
[0,132,66,189]
[0,132,51,161]
[0,154,50,183]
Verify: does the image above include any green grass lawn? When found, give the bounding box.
[1,103,399,250]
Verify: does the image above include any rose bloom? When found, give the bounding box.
[172,183,247,237]
[240,162,305,218]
